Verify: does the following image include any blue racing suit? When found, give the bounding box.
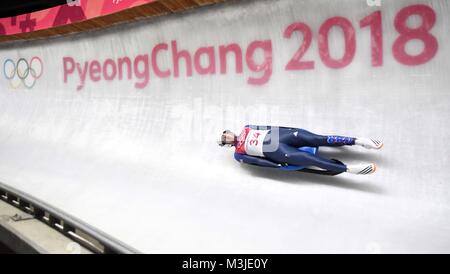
[234,125,355,173]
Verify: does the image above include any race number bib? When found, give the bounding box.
[244,129,269,157]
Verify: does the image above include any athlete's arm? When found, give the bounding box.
[234,153,281,168]
[246,125,297,131]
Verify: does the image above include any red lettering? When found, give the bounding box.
[246,40,273,85]
[194,46,216,75]
[318,17,356,69]
[219,44,243,74]
[171,40,192,78]
[152,43,171,78]
[284,22,314,70]
[393,4,438,66]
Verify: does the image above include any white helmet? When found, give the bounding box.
[217,130,233,147]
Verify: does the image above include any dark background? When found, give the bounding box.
[0,0,67,18]
[0,241,15,254]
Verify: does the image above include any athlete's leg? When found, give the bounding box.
[264,144,347,173]
[281,128,355,147]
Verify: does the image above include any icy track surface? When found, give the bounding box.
[0,0,449,253]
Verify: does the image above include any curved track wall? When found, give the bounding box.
[0,0,449,252]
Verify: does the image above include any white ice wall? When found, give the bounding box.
[0,0,449,253]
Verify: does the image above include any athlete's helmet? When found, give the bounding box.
[217,130,233,147]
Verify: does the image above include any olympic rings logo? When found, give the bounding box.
[3,57,43,89]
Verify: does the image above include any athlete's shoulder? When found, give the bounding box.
[235,127,250,154]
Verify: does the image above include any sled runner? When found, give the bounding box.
[234,146,344,176]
